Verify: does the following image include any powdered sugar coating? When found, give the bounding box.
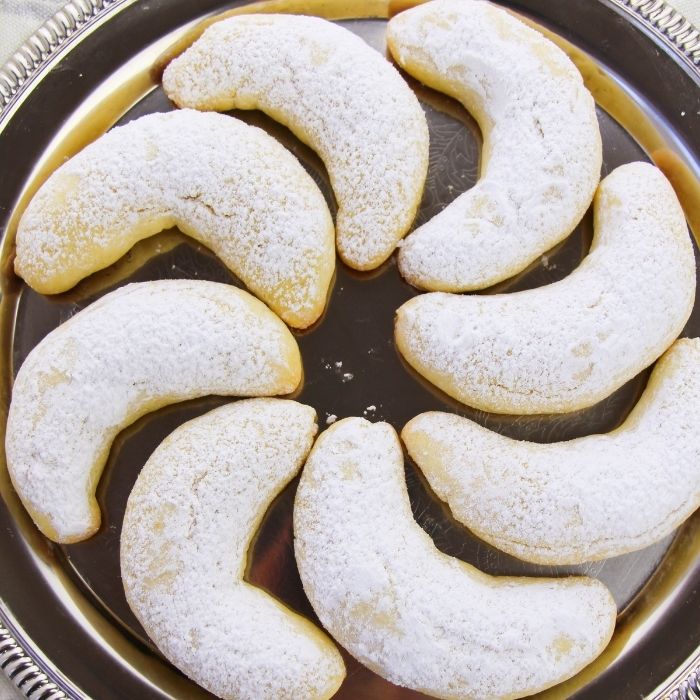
[395,162,695,414]
[15,109,334,328]
[121,399,345,700]
[387,0,602,291]
[294,417,616,699]
[163,14,429,270]
[6,280,301,543]
[403,339,700,566]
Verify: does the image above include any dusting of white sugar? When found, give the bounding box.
[294,418,616,698]
[403,339,700,565]
[15,109,334,328]
[388,0,602,291]
[163,14,429,270]
[121,399,345,700]
[396,163,695,414]
[5,280,301,542]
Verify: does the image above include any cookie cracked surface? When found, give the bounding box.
[121,399,345,700]
[163,14,429,270]
[294,417,616,700]
[403,339,700,565]
[6,280,301,543]
[395,163,695,414]
[388,0,602,291]
[15,109,334,328]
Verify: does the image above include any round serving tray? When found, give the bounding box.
[0,1,699,698]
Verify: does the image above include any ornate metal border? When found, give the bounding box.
[611,0,700,72]
[0,0,126,114]
[0,620,71,699]
[652,653,700,700]
[0,0,699,698]
[0,0,697,116]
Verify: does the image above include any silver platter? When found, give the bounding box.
[0,1,699,698]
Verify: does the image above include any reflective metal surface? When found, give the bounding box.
[0,1,699,698]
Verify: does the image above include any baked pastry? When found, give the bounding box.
[15,109,334,328]
[6,280,301,543]
[294,417,616,700]
[403,339,700,565]
[121,399,345,700]
[162,14,429,270]
[387,0,601,291]
[395,162,695,414]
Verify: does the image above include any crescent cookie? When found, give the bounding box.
[121,399,345,700]
[6,280,301,544]
[395,162,695,414]
[294,418,616,700]
[387,0,602,291]
[403,339,700,566]
[162,14,429,271]
[15,109,335,328]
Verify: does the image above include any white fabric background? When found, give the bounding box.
[0,0,699,698]
[0,0,68,65]
[675,0,700,25]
